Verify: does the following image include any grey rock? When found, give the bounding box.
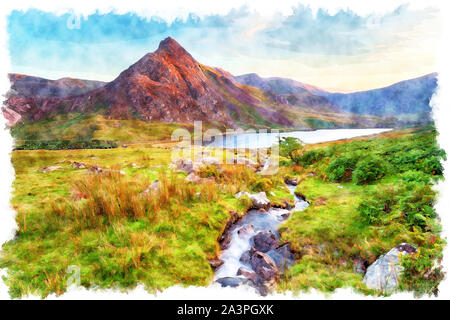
[363,243,417,293]
[251,231,279,253]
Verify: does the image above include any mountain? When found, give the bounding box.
[3,37,390,135]
[322,73,437,119]
[233,73,339,113]
[8,74,106,98]
[235,72,437,122]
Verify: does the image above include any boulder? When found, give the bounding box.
[266,243,295,271]
[86,165,103,174]
[215,277,249,288]
[249,192,270,209]
[237,267,258,282]
[363,243,417,293]
[185,172,215,184]
[40,166,62,173]
[250,250,279,282]
[228,157,258,168]
[251,231,279,253]
[239,249,254,266]
[142,180,160,194]
[235,191,270,209]
[170,158,194,174]
[284,177,298,186]
[208,259,224,270]
[72,162,86,169]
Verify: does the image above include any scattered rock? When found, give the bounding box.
[185,172,215,184]
[237,267,258,281]
[284,177,298,186]
[250,250,279,283]
[170,158,194,174]
[235,191,270,209]
[251,231,279,253]
[142,180,160,194]
[72,162,86,169]
[201,156,220,166]
[239,249,254,266]
[215,277,249,288]
[363,243,417,293]
[266,244,295,271]
[228,157,258,168]
[87,165,103,174]
[208,259,224,270]
[130,162,139,168]
[40,166,62,173]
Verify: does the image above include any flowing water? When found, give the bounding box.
[214,184,309,286]
[207,128,392,149]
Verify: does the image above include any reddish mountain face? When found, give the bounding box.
[88,37,234,124]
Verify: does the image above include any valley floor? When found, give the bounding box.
[0,126,445,298]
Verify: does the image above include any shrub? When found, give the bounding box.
[279,137,303,159]
[251,178,274,192]
[326,153,361,182]
[292,149,326,167]
[399,244,445,297]
[400,170,431,185]
[352,155,388,185]
[358,185,399,225]
[198,165,220,178]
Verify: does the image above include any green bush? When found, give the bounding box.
[399,244,445,297]
[251,178,274,192]
[358,185,399,225]
[326,153,361,182]
[352,155,388,185]
[14,139,118,150]
[197,165,220,178]
[279,137,303,160]
[400,170,431,185]
[292,149,326,167]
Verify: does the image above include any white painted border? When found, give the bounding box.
[0,0,449,300]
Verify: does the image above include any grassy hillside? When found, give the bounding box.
[0,126,445,297]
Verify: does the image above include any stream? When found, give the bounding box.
[214,184,309,294]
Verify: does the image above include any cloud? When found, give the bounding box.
[7,5,440,91]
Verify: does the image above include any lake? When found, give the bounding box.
[206,128,392,149]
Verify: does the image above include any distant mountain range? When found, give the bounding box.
[3,37,437,135]
[234,72,437,121]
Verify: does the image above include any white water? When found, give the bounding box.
[207,128,392,149]
[214,185,309,280]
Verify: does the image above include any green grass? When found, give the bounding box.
[276,126,445,295]
[0,125,445,298]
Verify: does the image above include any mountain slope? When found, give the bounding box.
[234,73,339,113]
[3,37,391,136]
[322,73,437,118]
[8,74,106,98]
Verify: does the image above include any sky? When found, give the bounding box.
[7,4,441,93]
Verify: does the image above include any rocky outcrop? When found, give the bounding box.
[170,158,194,174]
[363,243,417,293]
[234,191,270,209]
[251,231,278,253]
